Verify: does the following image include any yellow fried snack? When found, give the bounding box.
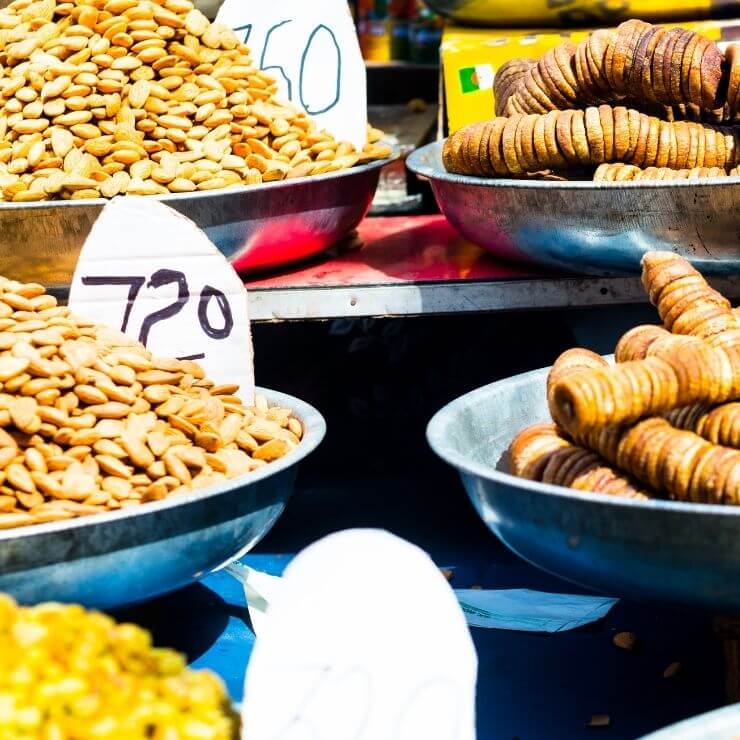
[0,594,238,738]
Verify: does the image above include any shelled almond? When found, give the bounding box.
[0,273,304,530]
[0,0,391,202]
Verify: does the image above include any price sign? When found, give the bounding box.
[215,0,368,151]
[68,197,255,404]
[242,530,477,740]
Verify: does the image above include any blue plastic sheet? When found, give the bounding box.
[454,589,618,632]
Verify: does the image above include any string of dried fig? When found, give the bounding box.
[616,326,740,449]
[443,105,739,177]
[544,347,740,504]
[500,21,737,122]
[510,259,740,502]
[549,252,740,504]
[512,343,740,503]
[507,420,650,499]
[595,163,739,180]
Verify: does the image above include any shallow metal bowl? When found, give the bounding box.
[422,0,681,25]
[407,141,740,275]
[0,387,325,609]
[428,365,740,610]
[640,703,740,739]
[0,157,388,289]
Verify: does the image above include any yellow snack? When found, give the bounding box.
[0,594,239,739]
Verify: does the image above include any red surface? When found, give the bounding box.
[246,215,544,289]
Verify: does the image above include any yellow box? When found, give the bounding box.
[440,19,740,134]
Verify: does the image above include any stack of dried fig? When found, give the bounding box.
[444,20,740,182]
[508,251,740,503]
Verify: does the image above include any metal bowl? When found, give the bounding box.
[427,365,740,610]
[639,703,740,739]
[421,0,708,26]
[0,387,325,609]
[0,157,389,290]
[407,141,740,276]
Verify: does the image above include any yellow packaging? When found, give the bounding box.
[440,19,740,134]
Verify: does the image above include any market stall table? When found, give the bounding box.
[118,496,726,740]
[245,215,740,321]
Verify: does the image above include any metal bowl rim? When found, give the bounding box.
[408,140,740,191]
[0,386,326,541]
[0,152,396,211]
[638,702,740,738]
[427,362,740,518]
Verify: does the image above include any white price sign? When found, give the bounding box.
[216,0,367,151]
[68,197,255,404]
[243,530,477,740]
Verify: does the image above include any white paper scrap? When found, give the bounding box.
[456,589,618,632]
[68,197,254,404]
[228,564,618,636]
[225,562,283,636]
[242,529,477,740]
[216,0,368,150]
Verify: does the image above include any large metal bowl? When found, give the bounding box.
[0,157,388,289]
[0,387,325,609]
[427,365,740,610]
[640,703,740,739]
[421,0,717,26]
[407,141,740,276]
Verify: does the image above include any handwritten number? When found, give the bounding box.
[257,22,342,113]
[138,269,188,347]
[198,285,233,340]
[80,273,234,357]
[299,24,341,115]
[260,20,293,100]
[81,275,145,332]
[234,22,252,45]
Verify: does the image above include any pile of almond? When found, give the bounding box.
[0,274,303,530]
[0,0,391,201]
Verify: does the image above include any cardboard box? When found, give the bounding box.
[440,19,740,134]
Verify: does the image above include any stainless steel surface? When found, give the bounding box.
[247,275,740,321]
[422,0,725,26]
[407,141,740,276]
[0,388,325,609]
[0,158,388,288]
[640,703,740,739]
[428,365,740,610]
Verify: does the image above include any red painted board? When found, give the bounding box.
[246,215,548,289]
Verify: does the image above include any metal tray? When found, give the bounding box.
[427,364,740,611]
[407,141,740,276]
[640,703,740,739]
[0,387,325,609]
[0,157,389,289]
